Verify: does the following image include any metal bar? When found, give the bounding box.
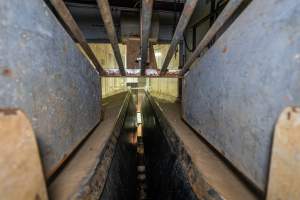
[178,40,185,101]
[160,0,199,75]
[96,0,126,76]
[104,69,182,78]
[140,0,154,75]
[180,0,244,75]
[50,0,105,75]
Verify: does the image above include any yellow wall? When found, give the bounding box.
[148,44,179,101]
[89,43,126,69]
[89,44,127,98]
[153,44,179,69]
[79,43,128,98]
[78,43,179,100]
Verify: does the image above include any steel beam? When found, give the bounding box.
[140,0,154,75]
[180,0,244,75]
[50,0,105,75]
[160,0,198,75]
[96,0,126,76]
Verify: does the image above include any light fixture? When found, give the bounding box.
[155,52,161,57]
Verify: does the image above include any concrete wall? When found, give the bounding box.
[79,43,128,98]
[148,44,179,101]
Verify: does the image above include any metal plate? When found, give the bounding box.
[0,0,101,177]
[0,109,48,200]
[267,107,300,200]
[182,0,300,191]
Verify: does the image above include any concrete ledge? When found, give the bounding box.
[49,92,130,200]
[146,92,258,200]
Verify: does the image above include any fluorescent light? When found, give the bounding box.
[155,52,161,57]
[137,112,142,124]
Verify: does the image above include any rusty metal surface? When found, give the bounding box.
[50,0,105,75]
[0,0,101,177]
[140,0,154,75]
[267,107,300,200]
[180,0,244,75]
[126,40,158,69]
[126,39,141,69]
[97,0,126,76]
[182,0,300,191]
[160,0,198,74]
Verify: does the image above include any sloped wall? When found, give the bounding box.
[182,0,300,191]
[0,0,101,177]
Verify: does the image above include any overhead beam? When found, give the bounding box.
[180,0,245,75]
[140,0,154,75]
[50,0,106,75]
[160,0,199,75]
[96,0,126,76]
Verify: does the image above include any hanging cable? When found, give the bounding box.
[183,33,194,52]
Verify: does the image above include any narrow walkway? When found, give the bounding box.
[150,95,258,200]
[49,92,129,200]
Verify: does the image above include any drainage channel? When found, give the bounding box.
[100,92,197,200]
[136,111,148,200]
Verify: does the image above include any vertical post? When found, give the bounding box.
[140,0,154,75]
[96,0,126,76]
[177,40,185,102]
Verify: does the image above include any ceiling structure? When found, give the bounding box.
[64,0,185,12]
[59,0,185,43]
[48,0,213,77]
